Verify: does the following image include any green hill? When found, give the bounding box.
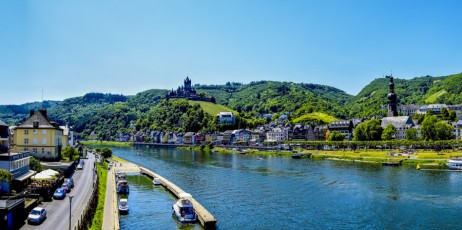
[2,72,462,140]
[291,112,337,124]
[188,101,237,116]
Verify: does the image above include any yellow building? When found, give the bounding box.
[13,110,63,160]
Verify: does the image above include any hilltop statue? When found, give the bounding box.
[386,75,398,117]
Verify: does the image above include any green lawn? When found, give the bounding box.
[89,161,108,230]
[292,112,337,124]
[188,101,237,116]
[81,140,133,146]
[425,90,447,103]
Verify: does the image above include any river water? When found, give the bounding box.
[112,146,462,229]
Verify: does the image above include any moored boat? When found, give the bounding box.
[153,177,161,185]
[291,153,301,159]
[446,159,462,170]
[119,198,129,214]
[117,179,130,194]
[172,193,197,223]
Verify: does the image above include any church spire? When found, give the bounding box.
[386,75,398,117]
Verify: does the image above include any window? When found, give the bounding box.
[33,148,37,153]
[42,148,45,154]
[33,130,38,135]
[24,138,29,144]
[33,139,38,145]
[42,130,46,135]
[24,147,29,152]
[25,130,29,135]
[42,139,47,145]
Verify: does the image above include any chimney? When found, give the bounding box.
[39,109,47,117]
[30,110,35,117]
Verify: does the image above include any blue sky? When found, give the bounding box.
[1,0,462,104]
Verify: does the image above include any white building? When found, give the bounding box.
[266,127,288,142]
[217,112,236,125]
[381,116,415,140]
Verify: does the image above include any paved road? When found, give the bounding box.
[21,152,96,230]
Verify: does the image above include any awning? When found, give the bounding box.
[15,170,36,182]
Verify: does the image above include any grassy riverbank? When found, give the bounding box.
[81,140,133,147]
[89,160,108,230]
[210,147,462,167]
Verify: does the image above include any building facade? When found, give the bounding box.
[13,110,63,160]
[217,112,236,125]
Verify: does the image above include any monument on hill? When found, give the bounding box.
[386,75,398,117]
[165,76,216,103]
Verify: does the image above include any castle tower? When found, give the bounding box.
[184,76,192,92]
[386,75,398,117]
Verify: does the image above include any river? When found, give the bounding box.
[111,146,462,229]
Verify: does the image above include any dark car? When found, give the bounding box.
[28,207,47,224]
[53,188,66,199]
[64,178,74,188]
[62,182,71,193]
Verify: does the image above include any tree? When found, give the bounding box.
[421,115,439,140]
[0,169,13,192]
[381,124,396,140]
[328,131,345,141]
[29,157,43,173]
[62,146,79,161]
[434,121,454,140]
[353,125,367,141]
[353,119,383,141]
[405,128,418,140]
[441,108,449,120]
[101,147,112,159]
[449,110,457,121]
[421,115,454,140]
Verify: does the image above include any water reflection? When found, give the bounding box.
[103,146,462,229]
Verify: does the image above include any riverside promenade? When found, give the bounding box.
[103,159,217,229]
[102,167,120,230]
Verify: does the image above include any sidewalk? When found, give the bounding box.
[102,167,119,230]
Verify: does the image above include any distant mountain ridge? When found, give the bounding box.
[1,72,461,140]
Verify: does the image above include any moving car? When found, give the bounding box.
[53,188,66,200]
[28,207,47,224]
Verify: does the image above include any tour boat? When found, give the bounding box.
[117,179,130,194]
[446,159,462,170]
[172,193,197,223]
[119,198,129,214]
[153,177,161,185]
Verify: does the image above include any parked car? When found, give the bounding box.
[28,207,47,224]
[64,178,74,188]
[62,182,71,193]
[77,163,83,170]
[53,188,66,200]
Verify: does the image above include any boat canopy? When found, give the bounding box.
[178,193,192,199]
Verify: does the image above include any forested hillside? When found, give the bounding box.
[0,101,61,125]
[1,72,461,140]
[346,75,448,117]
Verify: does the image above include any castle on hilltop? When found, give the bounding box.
[166,76,216,103]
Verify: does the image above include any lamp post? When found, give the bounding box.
[69,195,74,230]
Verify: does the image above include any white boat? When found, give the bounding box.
[446,159,462,170]
[119,198,129,214]
[172,193,197,223]
[153,177,161,185]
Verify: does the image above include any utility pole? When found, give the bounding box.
[69,195,74,230]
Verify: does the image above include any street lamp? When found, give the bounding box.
[69,195,74,230]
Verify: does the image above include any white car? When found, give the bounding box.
[77,163,83,170]
[28,207,47,224]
